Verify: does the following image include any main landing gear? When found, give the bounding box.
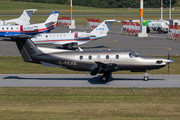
[143,72,149,81]
[63,44,73,50]
[100,71,112,82]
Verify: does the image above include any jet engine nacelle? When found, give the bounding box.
[74,32,90,38]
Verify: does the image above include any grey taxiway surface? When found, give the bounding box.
[0,25,180,87]
[1,74,180,87]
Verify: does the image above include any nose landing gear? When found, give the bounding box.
[143,72,149,81]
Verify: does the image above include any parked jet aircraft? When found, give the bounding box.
[12,35,174,82]
[0,9,37,25]
[31,20,120,49]
[0,11,59,37]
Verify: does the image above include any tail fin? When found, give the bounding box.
[45,11,59,23]
[13,36,42,63]
[18,9,37,24]
[3,9,37,25]
[90,20,120,35]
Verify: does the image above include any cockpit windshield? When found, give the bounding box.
[129,52,142,58]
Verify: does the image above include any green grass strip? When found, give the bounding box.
[0,87,180,119]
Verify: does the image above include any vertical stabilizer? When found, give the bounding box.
[45,11,59,23]
[4,9,37,25]
[13,36,42,63]
[18,9,37,24]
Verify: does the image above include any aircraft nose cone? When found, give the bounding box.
[168,59,174,64]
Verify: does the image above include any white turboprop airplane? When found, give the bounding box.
[0,11,59,37]
[31,20,120,49]
[0,9,37,25]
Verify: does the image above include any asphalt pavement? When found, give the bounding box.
[0,74,180,87]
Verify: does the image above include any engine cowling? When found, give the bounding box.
[20,25,23,31]
[74,32,90,38]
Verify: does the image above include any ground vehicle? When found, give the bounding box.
[130,20,169,34]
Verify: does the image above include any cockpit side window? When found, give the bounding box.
[134,52,141,57]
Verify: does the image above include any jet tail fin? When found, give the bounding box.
[90,20,120,36]
[18,9,37,24]
[1,9,37,25]
[13,35,42,63]
[45,11,59,23]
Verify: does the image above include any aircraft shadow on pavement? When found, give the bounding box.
[3,76,164,85]
[2,38,14,42]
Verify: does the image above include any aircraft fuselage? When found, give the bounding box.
[31,50,170,72]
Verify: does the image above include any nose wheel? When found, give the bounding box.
[143,72,149,81]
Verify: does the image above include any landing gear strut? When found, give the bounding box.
[143,72,149,81]
[100,71,112,82]
[63,44,73,49]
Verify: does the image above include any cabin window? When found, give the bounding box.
[16,27,18,30]
[46,35,48,38]
[88,55,92,60]
[2,27,4,30]
[80,56,83,60]
[97,55,101,59]
[11,27,13,30]
[64,35,66,37]
[50,35,52,37]
[53,35,55,37]
[106,55,109,59]
[6,27,8,30]
[116,55,119,59]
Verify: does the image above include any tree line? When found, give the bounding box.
[13,0,178,8]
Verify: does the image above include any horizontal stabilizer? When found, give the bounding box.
[38,47,70,54]
[90,20,121,35]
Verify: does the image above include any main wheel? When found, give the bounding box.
[143,76,149,81]
[100,75,108,82]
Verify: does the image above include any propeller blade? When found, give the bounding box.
[168,48,171,75]
[168,62,169,75]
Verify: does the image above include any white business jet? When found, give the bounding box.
[31,20,120,49]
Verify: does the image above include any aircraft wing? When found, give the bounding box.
[90,61,119,75]
[95,61,117,68]
[53,41,78,46]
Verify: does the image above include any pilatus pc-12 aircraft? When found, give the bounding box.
[13,36,174,82]
[31,20,120,49]
[0,11,59,37]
